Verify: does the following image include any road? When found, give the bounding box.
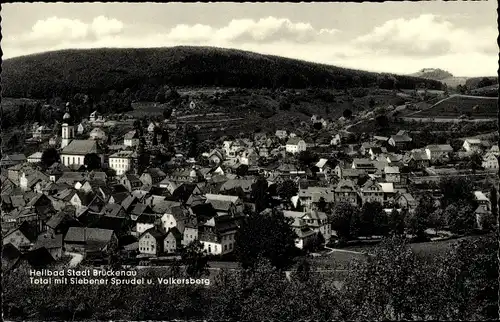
[401,117,494,123]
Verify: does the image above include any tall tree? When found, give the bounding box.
[444,202,476,235]
[330,201,359,242]
[251,176,269,213]
[84,153,101,170]
[406,193,434,241]
[234,209,297,270]
[180,240,210,278]
[41,148,60,168]
[342,236,435,320]
[388,208,406,236]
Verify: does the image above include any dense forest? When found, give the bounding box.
[2,46,445,100]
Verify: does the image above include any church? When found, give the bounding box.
[59,103,105,168]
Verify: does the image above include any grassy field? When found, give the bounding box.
[413,95,498,119]
[344,235,483,260]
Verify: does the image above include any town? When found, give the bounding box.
[1,1,498,320]
[2,88,498,270]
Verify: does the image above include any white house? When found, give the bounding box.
[425,144,453,160]
[283,211,317,249]
[286,137,307,154]
[89,128,107,141]
[138,227,165,256]
[199,216,239,255]
[330,134,341,146]
[315,158,329,173]
[482,153,499,170]
[463,139,484,153]
[27,152,43,163]
[89,110,105,123]
[109,150,138,175]
[123,130,140,147]
[275,130,288,140]
[147,122,158,133]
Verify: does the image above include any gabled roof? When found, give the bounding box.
[286,137,304,145]
[335,180,358,192]
[384,166,400,174]
[124,130,138,139]
[61,140,101,155]
[1,154,27,162]
[131,204,154,216]
[34,233,64,250]
[166,227,183,240]
[425,144,453,152]
[4,221,38,243]
[22,248,55,268]
[140,226,166,242]
[220,179,254,193]
[390,134,412,142]
[101,203,126,217]
[64,227,114,243]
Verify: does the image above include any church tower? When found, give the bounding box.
[61,102,75,149]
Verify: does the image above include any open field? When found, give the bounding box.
[409,95,498,119]
[344,235,484,260]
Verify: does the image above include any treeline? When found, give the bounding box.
[3,234,497,321]
[331,177,497,243]
[2,46,444,99]
[1,89,134,130]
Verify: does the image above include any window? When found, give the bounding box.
[208,245,212,253]
[224,245,227,251]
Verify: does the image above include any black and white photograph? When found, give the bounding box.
[1,1,498,321]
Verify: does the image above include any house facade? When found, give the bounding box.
[109,151,138,175]
[286,137,307,154]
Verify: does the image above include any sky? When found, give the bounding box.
[2,2,498,77]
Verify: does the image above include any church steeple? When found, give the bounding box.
[61,102,75,149]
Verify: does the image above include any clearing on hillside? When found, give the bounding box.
[410,95,497,119]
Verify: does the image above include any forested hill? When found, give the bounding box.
[2,46,444,99]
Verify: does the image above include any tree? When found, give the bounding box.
[297,150,317,167]
[160,129,169,145]
[428,208,445,235]
[342,236,434,320]
[468,152,484,173]
[155,89,166,104]
[41,148,60,168]
[152,130,158,146]
[375,114,389,128]
[388,208,406,236]
[180,240,210,278]
[444,202,476,235]
[313,122,322,130]
[368,97,376,109]
[330,202,359,242]
[276,179,298,203]
[317,197,327,212]
[84,153,101,170]
[251,176,269,213]
[406,194,434,241]
[439,176,475,209]
[234,209,298,270]
[279,100,291,111]
[343,109,353,118]
[476,77,494,89]
[437,234,498,320]
[163,107,173,119]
